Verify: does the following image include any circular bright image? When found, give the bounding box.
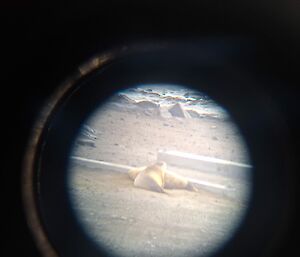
[67,84,252,257]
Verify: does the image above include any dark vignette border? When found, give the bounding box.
[22,41,293,257]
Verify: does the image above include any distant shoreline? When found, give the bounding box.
[115,87,230,119]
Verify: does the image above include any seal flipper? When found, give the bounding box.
[186,181,199,192]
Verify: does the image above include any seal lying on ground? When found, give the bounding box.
[128,161,198,193]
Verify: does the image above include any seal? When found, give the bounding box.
[133,161,167,193]
[128,166,147,181]
[128,161,198,193]
[164,170,198,191]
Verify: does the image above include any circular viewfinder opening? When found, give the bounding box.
[67,83,253,257]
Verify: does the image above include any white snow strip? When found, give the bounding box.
[157,150,252,180]
[69,155,238,198]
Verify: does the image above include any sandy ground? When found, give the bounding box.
[72,104,251,166]
[68,104,252,257]
[69,165,248,257]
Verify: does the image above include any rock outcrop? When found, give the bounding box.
[168,103,191,118]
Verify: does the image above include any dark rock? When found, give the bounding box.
[110,94,135,105]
